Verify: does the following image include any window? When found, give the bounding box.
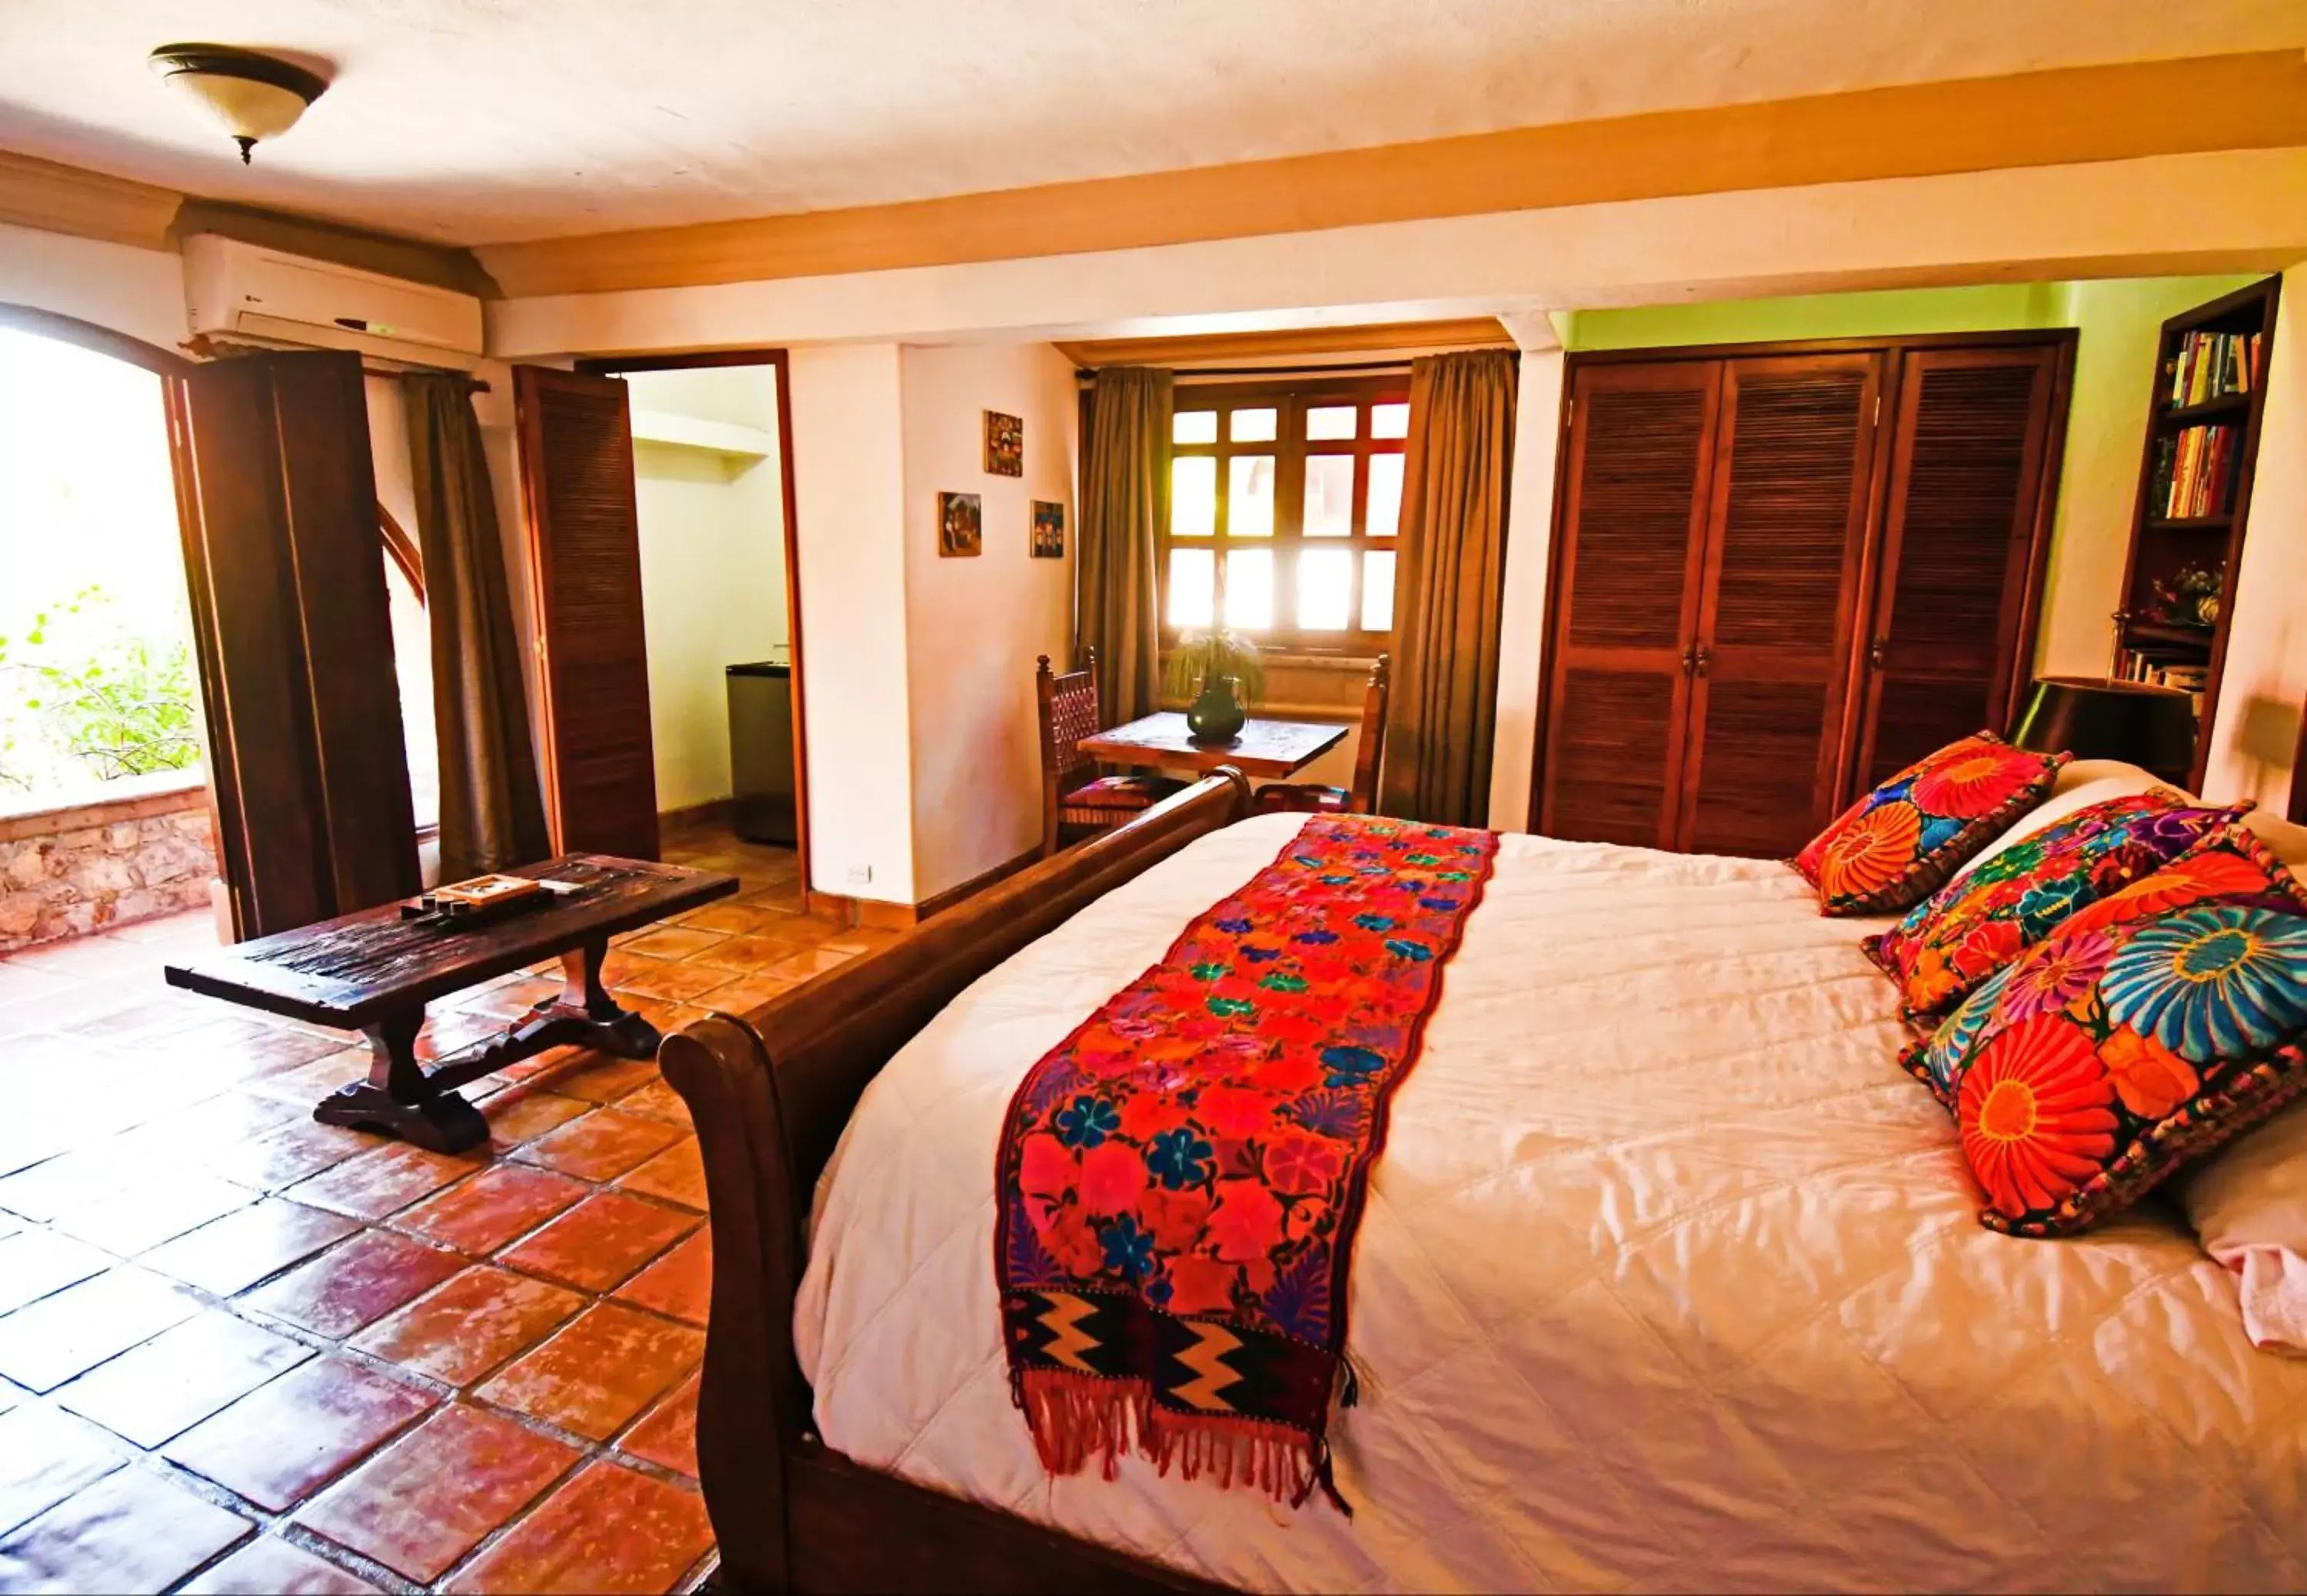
[1160,377,1409,650]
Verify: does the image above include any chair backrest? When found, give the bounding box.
[1036,645,1101,853]
[1349,653,1391,813]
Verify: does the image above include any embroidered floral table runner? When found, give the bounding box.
[996,814,1500,1510]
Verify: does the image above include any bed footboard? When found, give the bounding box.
[661,770,1252,1592]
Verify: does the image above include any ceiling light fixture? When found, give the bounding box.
[148,43,328,164]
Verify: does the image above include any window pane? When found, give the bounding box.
[1230,407,1277,443]
[1167,547,1214,627]
[1367,452,1403,537]
[1172,457,1216,536]
[1228,455,1274,537]
[1224,548,1273,630]
[1361,550,1397,632]
[1371,402,1410,439]
[1303,454,1353,537]
[1305,405,1357,441]
[1298,548,1353,630]
[1173,410,1217,445]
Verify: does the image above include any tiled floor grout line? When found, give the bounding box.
[0,829,854,1594]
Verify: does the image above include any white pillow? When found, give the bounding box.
[2244,809,2307,868]
[2179,1102,2307,1355]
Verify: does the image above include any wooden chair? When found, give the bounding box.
[1253,653,1390,816]
[1036,646,1188,857]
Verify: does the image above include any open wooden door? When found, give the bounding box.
[1679,352,1883,856]
[1853,344,2067,791]
[1536,361,1720,847]
[513,366,659,860]
[170,350,421,938]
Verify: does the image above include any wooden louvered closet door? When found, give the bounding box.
[1537,361,1720,848]
[1680,354,1883,856]
[1854,345,2063,790]
[514,366,661,860]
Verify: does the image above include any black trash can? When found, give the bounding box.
[726,660,797,845]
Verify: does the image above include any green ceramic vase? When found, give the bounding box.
[1186,673,1247,743]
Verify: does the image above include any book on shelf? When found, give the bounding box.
[2167,328,2264,406]
[2149,423,2237,520]
[2115,652,2209,716]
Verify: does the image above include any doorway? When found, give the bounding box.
[563,351,811,906]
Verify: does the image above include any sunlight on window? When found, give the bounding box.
[1228,456,1274,537]
[1305,406,1357,441]
[1371,403,1410,440]
[1303,455,1353,537]
[1362,550,1397,632]
[0,331,201,804]
[1224,548,1273,629]
[1230,408,1277,443]
[1367,453,1404,537]
[1172,457,1216,537]
[1173,411,1217,445]
[1299,548,1353,630]
[1167,547,1215,627]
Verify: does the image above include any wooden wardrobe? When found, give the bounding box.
[1533,334,2072,858]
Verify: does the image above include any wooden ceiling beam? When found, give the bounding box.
[475,50,2307,299]
[1056,318,1513,369]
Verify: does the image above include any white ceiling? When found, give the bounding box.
[0,1,2302,248]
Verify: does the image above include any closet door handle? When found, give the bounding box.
[1692,643,1712,678]
[1679,643,1698,677]
[1867,637,1889,669]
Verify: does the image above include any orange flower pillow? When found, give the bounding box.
[1794,732,2067,916]
[1903,824,2307,1236]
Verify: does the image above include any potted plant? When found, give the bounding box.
[1164,627,1264,744]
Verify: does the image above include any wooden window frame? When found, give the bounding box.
[1160,374,1410,653]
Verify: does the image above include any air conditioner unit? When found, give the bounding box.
[182,234,484,363]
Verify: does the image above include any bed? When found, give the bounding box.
[662,770,2307,1594]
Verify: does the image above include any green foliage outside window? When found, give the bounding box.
[0,586,202,792]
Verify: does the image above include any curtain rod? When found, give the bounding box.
[180,331,490,391]
[1077,357,1419,381]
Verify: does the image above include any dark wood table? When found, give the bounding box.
[165,854,737,1153]
[1077,711,1350,780]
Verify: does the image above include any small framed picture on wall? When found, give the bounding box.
[1030,500,1065,558]
[984,411,1024,477]
[939,490,983,557]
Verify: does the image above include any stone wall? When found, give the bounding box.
[0,776,217,951]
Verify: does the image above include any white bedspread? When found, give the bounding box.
[794,816,2307,1592]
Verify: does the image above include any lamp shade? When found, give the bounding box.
[2010,676,2198,784]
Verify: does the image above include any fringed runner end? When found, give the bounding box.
[1015,1369,1351,1515]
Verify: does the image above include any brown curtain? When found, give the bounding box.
[1380,350,1518,826]
[404,375,550,879]
[1078,367,1172,721]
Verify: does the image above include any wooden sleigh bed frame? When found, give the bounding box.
[661,773,1253,1594]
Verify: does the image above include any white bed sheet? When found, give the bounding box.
[794,815,2307,1593]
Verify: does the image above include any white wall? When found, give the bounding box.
[898,342,1077,900]
[488,148,2307,361]
[2205,259,2307,811]
[627,364,787,814]
[787,343,917,901]
[0,221,185,350]
[1487,348,1566,830]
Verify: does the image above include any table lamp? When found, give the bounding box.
[2010,677,2199,786]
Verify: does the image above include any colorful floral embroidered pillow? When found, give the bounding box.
[1794,732,2069,916]
[1865,790,2251,1021]
[1902,824,2307,1236]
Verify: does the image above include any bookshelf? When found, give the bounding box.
[2112,275,2282,791]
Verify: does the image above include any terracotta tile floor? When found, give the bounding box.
[0,830,892,1594]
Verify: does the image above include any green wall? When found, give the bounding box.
[1557,284,2072,351]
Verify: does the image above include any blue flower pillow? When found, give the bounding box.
[1903,823,2307,1236]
